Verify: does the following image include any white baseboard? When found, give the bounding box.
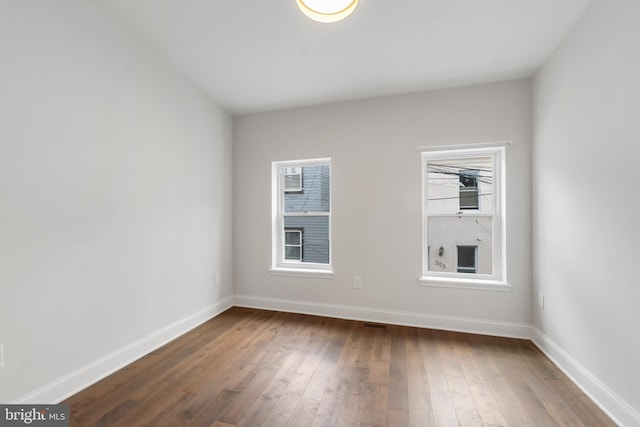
[12,296,234,405]
[531,327,640,427]
[233,294,531,339]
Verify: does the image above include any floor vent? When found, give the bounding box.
[363,323,388,329]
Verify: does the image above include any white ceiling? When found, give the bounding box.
[90,0,592,115]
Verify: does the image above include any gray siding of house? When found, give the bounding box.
[320,166,330,211]
[283,164,330,263]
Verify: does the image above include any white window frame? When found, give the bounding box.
[419,145,508,291]
[270,158,333,278]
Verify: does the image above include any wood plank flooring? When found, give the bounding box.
[64,307,615,427]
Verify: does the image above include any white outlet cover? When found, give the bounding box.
[538,292,545,309]
[353,276,362,289]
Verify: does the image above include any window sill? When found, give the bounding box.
[269,268,335,279]
[418,276,511,292]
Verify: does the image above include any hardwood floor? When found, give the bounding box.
[64,307,615,426]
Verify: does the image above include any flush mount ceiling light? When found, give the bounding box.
[296,0,360,23]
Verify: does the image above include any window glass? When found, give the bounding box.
[283,167,302,192]
[285,230,301,245]
[284,217,329,264]
[284,164,330,213]
[426,157,493,213]
[459,170,479,209]
[427,216,493,275]
[284,229,302,261]
[457,246,478,273]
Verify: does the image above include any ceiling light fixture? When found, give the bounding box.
[296,0,359,23]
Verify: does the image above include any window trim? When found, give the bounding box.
[419,146,509,290]
[272,158,333,275]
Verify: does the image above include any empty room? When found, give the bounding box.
[1,0,638,426]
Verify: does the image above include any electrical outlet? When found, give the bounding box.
[353,276,362,289]
[215,273,221,286]
[538,292,545,309]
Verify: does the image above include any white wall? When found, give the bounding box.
[234,80,532,336]
[533,0,640,425]
[0,0,233,403]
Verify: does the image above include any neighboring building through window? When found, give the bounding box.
[421,145,506,287]
[272,158,331,273]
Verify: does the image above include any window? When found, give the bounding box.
[421,146,506,288]
[459,170,479,209]
[272,158,332,276]
[457,245,477,273]
[284,229,303,261]
[283,167,302,192]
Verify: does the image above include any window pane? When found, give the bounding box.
[426,157,493,213]
[285,230,301,245]
[284,215,329,264]
[283,167,300,175]
[459,188,479,209]
[284,174,302,191]
[457,246,477,268]
[427,216,493,274]
[459,170,479,209]
[284,164,330,213]
[285,246,301,260]
[459,171,478,188]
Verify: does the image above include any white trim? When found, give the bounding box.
[12,297,234,404]
[275,157,331,167]
[283,212,331,217]
[418,276,512,292]
[268,268,335,279]
[233,294,529,339]
[531,328,639,427]
[417,140,512,152]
